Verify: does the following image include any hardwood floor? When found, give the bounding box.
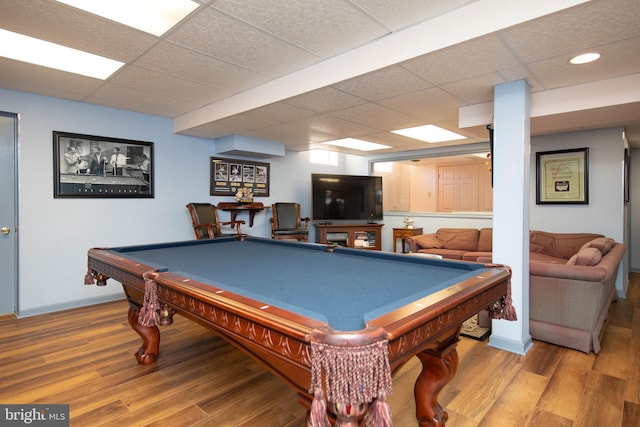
[1,274,639,426]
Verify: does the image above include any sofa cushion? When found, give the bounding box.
[580,237,616,255]
[477,228,493,252]
[530,231,603,260]
[435,228,479,251]
[530,252,569,264]
[567,247,603,266]
[413,234,444,249]
[462,251,492,262]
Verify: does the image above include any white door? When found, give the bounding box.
[0,112,18,314]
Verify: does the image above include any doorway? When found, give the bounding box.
[0,112,18,314]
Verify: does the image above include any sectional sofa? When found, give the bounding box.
[406,228,626,353]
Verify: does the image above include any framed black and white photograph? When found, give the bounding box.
[210,157,270,197]
[53,131,154,198]
[624,148,630,204]
[536,147,589,204]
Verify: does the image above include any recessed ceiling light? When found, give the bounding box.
[56,0,199,36]
[322,138,391,151]
[570,52,601,65]
[0,29,124,79]
[391,125,467,143]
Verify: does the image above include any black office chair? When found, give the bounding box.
[270,203,311,242]
[186,203,244,240]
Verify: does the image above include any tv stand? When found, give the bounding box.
[314,223,383,250]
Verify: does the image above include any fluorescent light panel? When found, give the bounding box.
[392,125,466,143]
[56,0,199,36]
[322,138,391,151]
[0,29,124,79]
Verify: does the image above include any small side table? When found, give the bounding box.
[217,202,269,227]
[393,227,423,253]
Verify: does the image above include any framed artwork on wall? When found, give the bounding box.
[210,157,270,197]
[53,131,154,198]
[624,148,630,204]
[536,147,589,204]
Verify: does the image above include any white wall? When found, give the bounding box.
[0,89,364,316]
[530,128,625,239]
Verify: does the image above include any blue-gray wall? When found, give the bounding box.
[0,88,629,315]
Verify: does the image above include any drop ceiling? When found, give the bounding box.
[1,0,639,156]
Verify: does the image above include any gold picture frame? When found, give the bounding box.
[536,148,589,204]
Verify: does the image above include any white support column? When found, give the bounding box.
[488,80,534,355]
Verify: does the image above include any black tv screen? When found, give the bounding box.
[311,174,383,222]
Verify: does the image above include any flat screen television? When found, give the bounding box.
[311,173,383,222]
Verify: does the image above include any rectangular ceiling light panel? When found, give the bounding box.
[392,124,467,143]
[56,0,199,36]
[0,29,124,79]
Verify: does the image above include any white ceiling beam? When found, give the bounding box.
[459,73,640,128]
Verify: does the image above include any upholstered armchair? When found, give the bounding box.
[270,203,311,242]
[186,203,244,240]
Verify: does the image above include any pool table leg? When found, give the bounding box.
[127,304,160,365]
[414,338,459,427]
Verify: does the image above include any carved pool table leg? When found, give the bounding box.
[127,304,160,365]
[414,340,459,427]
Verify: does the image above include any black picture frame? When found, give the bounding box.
[210,157,270,197]
[53,131,154,198]
[536,147,589,204]
[624,148,630,204]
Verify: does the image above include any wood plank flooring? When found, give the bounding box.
[1,273,639,426]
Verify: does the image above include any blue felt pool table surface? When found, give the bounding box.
[110,237,490,331]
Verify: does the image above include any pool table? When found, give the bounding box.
[86,236,512,426]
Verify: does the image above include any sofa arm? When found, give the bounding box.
[406,233,441,253]
[529,243,626,282]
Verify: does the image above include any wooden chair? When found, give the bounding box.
[186,203,244,240]
[270,203,311,242]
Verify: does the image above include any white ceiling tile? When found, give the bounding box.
[402,35,521,85]
[294,114,379,138]
[497,65,543,92]
[441,73,506,104]
[0,58,104,100]
[529,37,640,90]
[379,87,463,123]
[112,65,231,105]
[501,0,640,62]
[351,0,480,31]
[135,42,271,92]
[284,87,367,113]
[213,0,388,57]
[87,84,203,117]
[167,6,320,77]
[333,65,431,101]
[245,122,334,145]
[329,103,421,131]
